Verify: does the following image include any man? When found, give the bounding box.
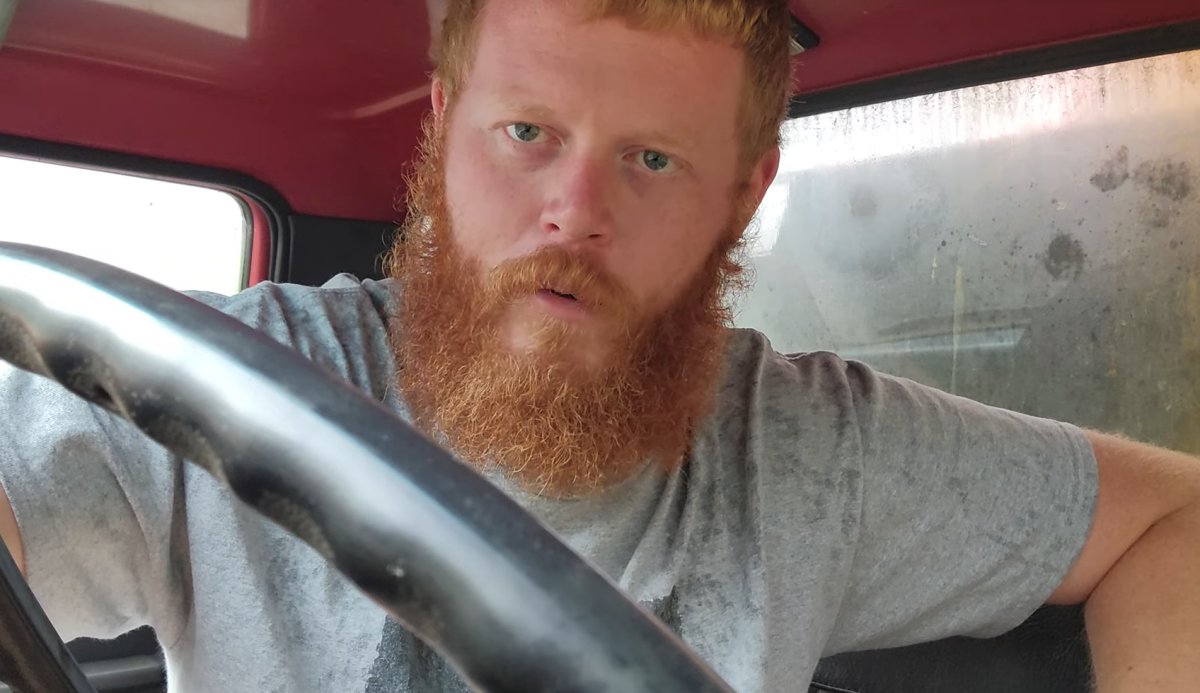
[0,0,1198,691]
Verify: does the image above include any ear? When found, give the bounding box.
[745,144,782,209]
[431,77,449,127]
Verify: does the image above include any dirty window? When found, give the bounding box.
[737,50,1200,452]
[0,156,248,295]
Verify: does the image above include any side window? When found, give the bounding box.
[738,49,1200,453]
[0,156,249,295]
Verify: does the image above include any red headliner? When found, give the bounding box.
[1,0,1198,223]
[789,0,1200,92]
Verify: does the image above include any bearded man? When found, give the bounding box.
[1,0,1199,692]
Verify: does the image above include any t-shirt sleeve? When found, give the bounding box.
[0,364,189,642]
[825,358,1098,653]
[0,275,399,643]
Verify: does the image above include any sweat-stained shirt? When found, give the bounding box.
[0,275,1097,692]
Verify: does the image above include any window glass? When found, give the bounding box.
[0,156,248,295]
[94,0,250,39]
[737,50,1200,452]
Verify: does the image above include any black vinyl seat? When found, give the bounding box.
[810,605,1091,693]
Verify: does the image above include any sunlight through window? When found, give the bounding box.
[0,157,248,295]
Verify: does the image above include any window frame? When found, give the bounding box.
[789,19,1200,119]
[0,133,289,290]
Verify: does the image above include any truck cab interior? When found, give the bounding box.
[1,1,1198,691]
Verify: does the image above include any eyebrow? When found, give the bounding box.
[497,99,559,126]
[634,128,700,155]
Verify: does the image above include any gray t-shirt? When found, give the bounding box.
[0,276,1097,692]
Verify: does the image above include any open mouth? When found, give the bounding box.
[534,287,589,319]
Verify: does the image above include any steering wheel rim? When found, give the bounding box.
[0,242,735,693]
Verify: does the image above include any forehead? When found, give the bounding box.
[464,0,744,151]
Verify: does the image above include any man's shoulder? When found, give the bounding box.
[183,275,396,345]
[184,275,401,398]
[187,274,397,321]
[709,328,879,461]
[720,327,870,402]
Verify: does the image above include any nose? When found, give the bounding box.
[539,151,615,246]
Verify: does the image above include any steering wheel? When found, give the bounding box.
[0,242,735,693]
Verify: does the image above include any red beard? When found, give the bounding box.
[388,117,751,497]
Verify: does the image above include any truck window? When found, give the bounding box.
[738,49,1200,452]
[0,156,248,295]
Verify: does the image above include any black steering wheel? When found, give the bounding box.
[0,242,735,693]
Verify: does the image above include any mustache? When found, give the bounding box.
[483,246,635,316]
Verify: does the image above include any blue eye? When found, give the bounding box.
[505,123,542,143]
[641,150,671,172]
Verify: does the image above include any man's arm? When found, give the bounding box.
[0,485,24,575]
[1047,431,1200,691]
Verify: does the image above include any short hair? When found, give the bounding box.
[433,0,793,171]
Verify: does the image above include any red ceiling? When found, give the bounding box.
[787,0,1200,93]
[0,0,432,224]
[1,0,1198,223]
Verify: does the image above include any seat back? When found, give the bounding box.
[810,605,1091,693]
